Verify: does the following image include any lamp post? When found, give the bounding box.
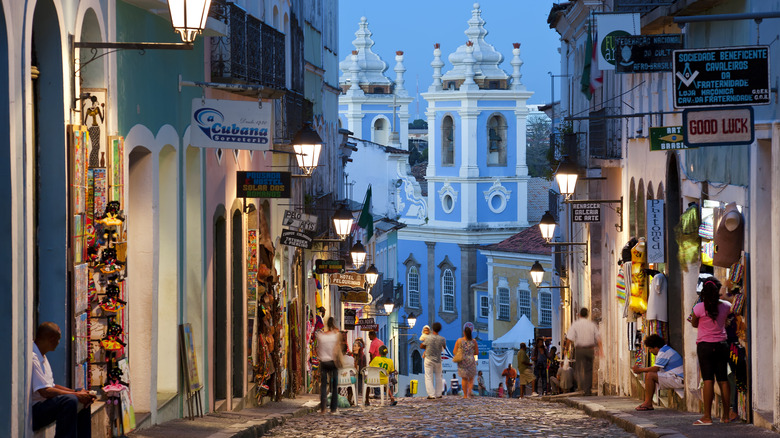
[332,204,354,240]
[168,0,213,43]
[350,240,367,269]
[292,122,324,176]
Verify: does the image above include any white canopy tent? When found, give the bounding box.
[492,315,536,350]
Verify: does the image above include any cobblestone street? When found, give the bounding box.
[267,396,636,437]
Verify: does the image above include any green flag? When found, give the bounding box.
[357,185,373,242]
[581,21,594,100]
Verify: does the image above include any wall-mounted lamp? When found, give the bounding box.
[168,0,213,43]
[292,122,324,176]
[530,261,545,287]
[538,211,588,247]
[350,240,367,269]
[383,297,395,315]
[365,264,379,289]
[554,158,579,200]
[332,204,355,240]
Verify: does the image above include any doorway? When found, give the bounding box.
[231,209,244,399]
[214,215,227,403]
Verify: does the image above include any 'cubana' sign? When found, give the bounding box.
[191,98,272,150]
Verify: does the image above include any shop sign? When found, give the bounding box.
[682,106,754,147]
[615,34,682,73]
[330,272,365,288]
[341,290,370,303]
[283,210,317,234]
[344,308,356,330]
[646,200,665,264]
[360,324,379,332]
[191,98,272,150]
[649,126,692,151]
[572,203,601,223]
[358,318,375,326]
[672,46,770,108]
[596,13,641,70]
[280,229,312,249]
[315,259,346,274]
[236,171,291,198]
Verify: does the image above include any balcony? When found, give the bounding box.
[273,91,312,144]
[210,1,286,93]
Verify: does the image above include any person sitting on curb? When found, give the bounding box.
[632,334,684,411]
[368,345,397,405]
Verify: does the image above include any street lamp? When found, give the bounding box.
[292,122,323,176]
[365,264,379,289]
[406,313,417,329]
[168,0,213,43]
[350,240,367,269]
[540,211,557,242]
[555,158,579,199]
[383,297,395,315]
[530,261,545,287]
[332,204,354,240]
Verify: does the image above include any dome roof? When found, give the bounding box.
[339,17,393,87]
[441,3,509,83]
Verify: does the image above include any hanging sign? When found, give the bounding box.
[344,308,357,330]
[283,210,317,234]
[190,98,272,150]
[572,203,601,222]
[360,324,379,332]
[236,171,291,198]
[330,272,365,288]
[649,126,691,151]
[615,34,683,73]
[280,229,312,249]
[596,13,641,70]
[672,46,769,108]
[682,106,754,147]
[315,259,346,274]
[646,200,665,264]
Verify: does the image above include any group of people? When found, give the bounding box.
[420,321,481,398]
[499,339,568,398]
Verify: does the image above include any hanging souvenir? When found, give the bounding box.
[713,203,744,268]
[628,238,648,313]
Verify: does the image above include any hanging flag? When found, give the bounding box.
[357,185,373,242]
[581,20,603,101]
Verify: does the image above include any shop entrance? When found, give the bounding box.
[214,215,227,404]
[231,209,244,399]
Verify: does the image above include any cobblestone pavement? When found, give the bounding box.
[266,396,636,437]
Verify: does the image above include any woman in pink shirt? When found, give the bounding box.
[690,278,737,425]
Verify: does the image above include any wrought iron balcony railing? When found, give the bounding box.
[210,1,286,90]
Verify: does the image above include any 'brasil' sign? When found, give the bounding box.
[190,98,272,150]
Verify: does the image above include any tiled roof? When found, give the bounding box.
[480,224,551,256]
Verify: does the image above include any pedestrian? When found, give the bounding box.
[501,364,517,398]
[421,321,446,399]
[368,330,384,362]
[565,308,602,396]
[477,370,486,396]
[515,343,534,398]
[690,277,737,425]
[453,325,478,398]
[32,322,95,437]
[450,373,460,395]
[633,334,684,411]
[531,338,548,396]
[369,345,398,405]
[497,382,505,398]
[352,338,367,405]
[316,317,340,414]
[547,346,560,394]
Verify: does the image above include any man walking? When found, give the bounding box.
[421,322,445,399]
[565,308,602,396]
[501,364,517,398]
[32,322,95,437]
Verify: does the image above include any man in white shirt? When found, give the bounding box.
[32,322,94,437]
[565,308,602,396]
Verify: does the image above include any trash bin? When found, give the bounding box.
[409,379,418,395]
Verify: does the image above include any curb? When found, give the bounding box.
[542,396,686,438]
[233,401,320,437]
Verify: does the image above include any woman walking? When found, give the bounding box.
[453,326,479,399]
[690,278,737,425]
[316,317,340,414]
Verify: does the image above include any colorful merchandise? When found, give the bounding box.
[628,238,648,314]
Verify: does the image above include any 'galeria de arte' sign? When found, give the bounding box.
[190,98,272,150]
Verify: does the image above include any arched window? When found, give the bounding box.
[442,269,455,312]
[629,178,636,238]
[637,179,646,238]
[412,350,423,374]
[518,289,531,320]
[441,115,454,166]
[497,287,510,320]
[373,118,389,145]
[539,291,552,327]
[487,114,507,166]
[407,266,420,309]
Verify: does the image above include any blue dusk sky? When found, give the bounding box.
[338,0,563,119]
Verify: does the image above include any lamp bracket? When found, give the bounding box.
[74,41,192,75]
[545,241,588,246]
[536,285,570,289]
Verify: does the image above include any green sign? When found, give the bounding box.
[649,126,692,151]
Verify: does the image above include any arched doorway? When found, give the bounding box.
[32,0,68,384]
[157,145,178,399]
[214,212,227,406]
[665,153,683,349]
[231,209,244,398]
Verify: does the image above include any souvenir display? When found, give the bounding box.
[628,238,648,313]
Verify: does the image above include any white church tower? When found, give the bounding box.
[422,2,534,231]
[338,17,414,148]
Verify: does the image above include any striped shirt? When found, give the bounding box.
[654,345,684,378]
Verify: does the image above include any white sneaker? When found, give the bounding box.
[531,392,539,397]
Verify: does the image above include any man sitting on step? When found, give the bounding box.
[632,334,684,411]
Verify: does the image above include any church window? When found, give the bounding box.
[442,269,455,312]
[408,266,420,309]
[441,115,455,166]
[487,114,507,166]
[497,287,510,321]
[518,289,531,320]
[539,291,552,327]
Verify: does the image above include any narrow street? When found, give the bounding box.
[267,397,634,437]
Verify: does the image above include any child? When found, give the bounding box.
[450,373,460,395]
[369,345,397,405]
[497,382,505,398]
[419,325,431,358]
